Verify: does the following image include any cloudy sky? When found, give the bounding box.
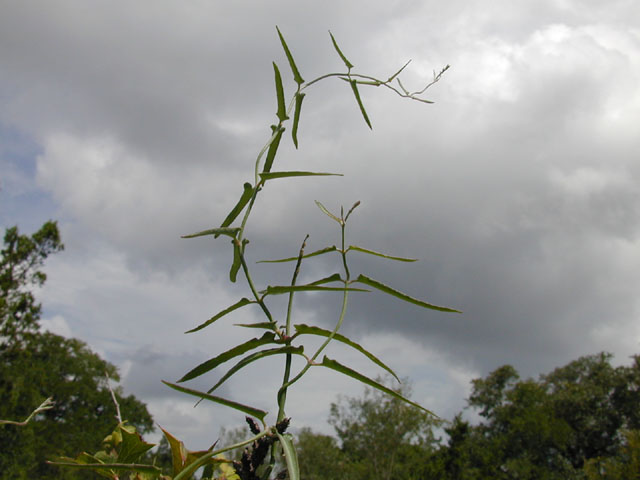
[2,0,640,448]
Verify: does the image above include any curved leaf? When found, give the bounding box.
[234,322,278,330]
[277,432,300,480]
[387,60,411,83]
[258,246,338,263]
[347,245,418,262]
[48,462,161,474]
[293,324,398,381]
[329,31,353,69]
[315,200,342,224]
[319,356,435,415]
[273,62,288,122]
[308,272,343,285]
[263,284,368,296]
[162,381,267,421]
[276,26,304,85]
[260,171,342,181]
[179,332,277,382]
[263,125,284,174]
[207,346,305,393]
[230,240,241,283]
[355,274,461,313]
[292,92,305,148]
[186,297,255,334]
[216,183,254,237]
[182,227,239,239]
[349,79,372,129]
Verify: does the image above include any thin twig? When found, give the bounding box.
[0,397,55,426]
[105,371,123,424]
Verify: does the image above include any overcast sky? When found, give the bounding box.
[2,0,640,449]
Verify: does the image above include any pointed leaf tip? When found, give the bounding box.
[329,31,354,69]
[349,79,372,129]
[276,26,304,85]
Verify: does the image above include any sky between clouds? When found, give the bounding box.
[1,0,640,448]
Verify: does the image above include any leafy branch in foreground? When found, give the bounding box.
[0,397,54,427]
[58,26,455,480]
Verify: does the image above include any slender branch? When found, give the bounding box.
[105,371,123,424]
[277,235,310,422]
[0,397,54,426]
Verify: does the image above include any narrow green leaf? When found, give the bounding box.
[319,356,435,415]
[178,332,277,382]
[308,272,343,285]
[234,322,278,330]
[277,432,300,480]
[315,200,342,224]
[349,79,372,129]
[347,245,418,262]
[207,346,305,393]
[276,26,304,85]
[387,60,411,83]
[229,240,241,283]
[294,324,398,381]
[182,227,239,239]
[273,62,288,122]
[162,381,267,421]
[260,171,342,181]
[216,183,254,238]
[264,284,368,296]
[355,274,461,313]
[186,298,255,334]
[329,31,353,69]
[263,125,284,174]
[292,92,305,148]
[258,246,338,263]
[48,462,161,474]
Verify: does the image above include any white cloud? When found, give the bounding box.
[4,0,640,449]
[40,314,73,338]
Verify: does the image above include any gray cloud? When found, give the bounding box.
[3,0,640,446]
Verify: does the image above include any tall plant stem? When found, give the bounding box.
[277,235,309,422]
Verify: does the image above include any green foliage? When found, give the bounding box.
[166,26,451,479]
[50,26,451,480]
[433,353,640,479]
[0,221,63,345]
[0,221,154,479]
[298,379,442,480]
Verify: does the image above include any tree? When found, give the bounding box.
[296,427,345,480]
[0,222,154,479]
[438,353,640,479]
[295,379,445,480]
[0,221,63,346]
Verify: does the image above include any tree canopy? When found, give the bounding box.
[0,222,154,479]
[297,355,640,480]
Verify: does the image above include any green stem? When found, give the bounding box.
[238,246,279,333]
[277,235,309,422]
[277,215,352,394]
